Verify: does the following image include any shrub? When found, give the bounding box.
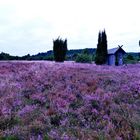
[75,54,92,63]
[124,54,138,64]
[53,37,67,62]
[127,54,134,60]
[44,55,54,61]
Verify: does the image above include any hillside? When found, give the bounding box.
[0,48,96,61]
[0,61,139,139]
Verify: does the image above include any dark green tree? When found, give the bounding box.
[95,30,108,65]
[95,31,102,64]
[102,30,108,64]
[53,37,67,62]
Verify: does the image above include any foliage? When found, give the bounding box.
[124,54,139,64]
[0,61,140,139]
[82,48,90,55]
[95,30,108,65]
[127,54,134,60]
[53,37,67,62]
[75,53,92,63]
[0,52,15,60]
[21,54,31,60]
[0,136,19,140]
[30,52,54,61]
[44,134,51,140]
[43,55,54,61]
[0,49,97,61]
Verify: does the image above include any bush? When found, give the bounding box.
[127,54,134,60]
[75,54,92,63]
[44,55,54,61]
[124,54,139,64]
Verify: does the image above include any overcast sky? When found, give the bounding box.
[0,0,140,56]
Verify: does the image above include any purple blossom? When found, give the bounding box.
[0,61,140,139]
[18,105,37,117]
[1,106,11,117]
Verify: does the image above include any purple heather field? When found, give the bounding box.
[0,61,140,140]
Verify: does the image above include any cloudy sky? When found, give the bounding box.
[0,0,140,56]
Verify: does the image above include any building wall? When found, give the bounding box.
[116,51,124,65]
[119,52,123,65]
[108,54,115,65]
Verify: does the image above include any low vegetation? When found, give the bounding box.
[0,61,139,139]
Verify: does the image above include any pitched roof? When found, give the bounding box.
[108,47,126,54]
[108,47,118,54]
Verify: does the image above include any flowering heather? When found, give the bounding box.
[0,61,140,139]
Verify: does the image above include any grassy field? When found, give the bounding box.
[0,61,140,140]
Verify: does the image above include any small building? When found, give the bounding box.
[107,46,126,66]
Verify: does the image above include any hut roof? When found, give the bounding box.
[108,47,126,55]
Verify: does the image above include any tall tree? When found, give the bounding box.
[53,37,67,62]
[95,30,108,65]
[95,31,102,64]
[102,30,108,64]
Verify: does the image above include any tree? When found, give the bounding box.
[95,30,108,65]
[95,31,102,64]
[53,37,67,62]
[102,30,108,64]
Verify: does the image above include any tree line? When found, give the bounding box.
[0,30,140,64]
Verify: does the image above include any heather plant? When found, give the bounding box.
[0,116,19,131]
[28,120,45,135]
[53,37,67,62]
[50,114,61,127]
[0,62,140,139]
